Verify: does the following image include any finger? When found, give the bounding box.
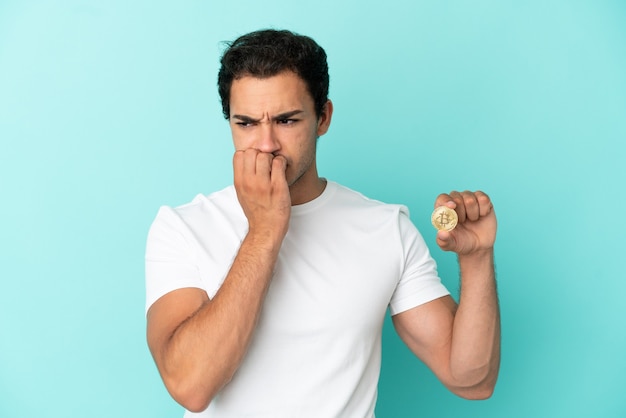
[475,190,493,217]
[255,152,273,180]
[234,148,257,178]
[460,190,480,222]
[449,191,466,223]
[270,155,287,183]
[233,150,242,169]
[233,150,246,186]
[436,230,456,252]
[243,148,260,175]
[434,193,455,208]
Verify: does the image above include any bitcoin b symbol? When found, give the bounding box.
[431,206,458,231]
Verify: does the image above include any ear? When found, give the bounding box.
[316,100,333,137]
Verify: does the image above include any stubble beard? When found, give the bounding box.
[285,143,318,196]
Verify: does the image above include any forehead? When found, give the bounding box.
[229,71,314,115]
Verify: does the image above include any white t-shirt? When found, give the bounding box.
[145,181,449,417]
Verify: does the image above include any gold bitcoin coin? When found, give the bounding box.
[431,206,458,231]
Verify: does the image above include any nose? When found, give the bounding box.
[256,123,280,154]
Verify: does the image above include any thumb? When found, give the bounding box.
[436,230,456,252]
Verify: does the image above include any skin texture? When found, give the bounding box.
[146,71,500,412]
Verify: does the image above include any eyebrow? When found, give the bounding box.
[232,109,304,123]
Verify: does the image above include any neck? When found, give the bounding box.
[289,176,327,205]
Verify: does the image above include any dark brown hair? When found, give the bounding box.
[218,29,329,119]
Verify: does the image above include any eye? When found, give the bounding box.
[235,121,254,128]
[277,118,297,125]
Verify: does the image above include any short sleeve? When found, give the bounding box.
[144,206,204,313]
[388,209,450,315]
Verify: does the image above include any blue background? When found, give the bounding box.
[1,1,625,417]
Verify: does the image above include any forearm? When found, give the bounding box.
[449,249,500,396]
[161,231,282,410]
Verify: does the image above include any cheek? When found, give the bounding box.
[229,126,239,145]
[231,130,255,151]
[292,129,317,155]
[292,136,317,169]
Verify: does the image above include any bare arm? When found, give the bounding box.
[146,150,290,412]
[393,191,500,399]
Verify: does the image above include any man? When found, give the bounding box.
[145,29,500,417]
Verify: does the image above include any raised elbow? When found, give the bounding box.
[157,357,238,412]
[163,376,216,413]
[178,393,211,414]
[180,398,211,414]
[449,363,498,400]
[456,383,495,400]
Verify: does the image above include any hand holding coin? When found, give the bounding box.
[431,191,497,255]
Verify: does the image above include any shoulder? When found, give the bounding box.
[174,185,238,216]
[153,186,240,222]
[148,185,243,239]
[328,181,410,218]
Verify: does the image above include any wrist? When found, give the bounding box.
[458,249,494,274]
[458,248,493,262]
[245,225,287,252]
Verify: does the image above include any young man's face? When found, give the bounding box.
[228,71,332,203]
